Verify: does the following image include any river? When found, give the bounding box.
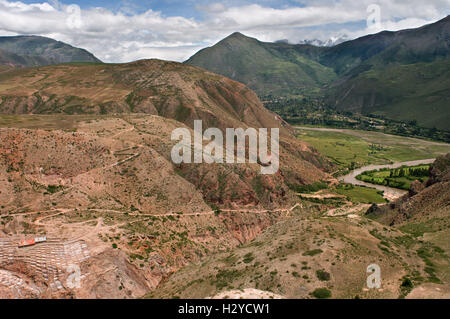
[338,159,436,201]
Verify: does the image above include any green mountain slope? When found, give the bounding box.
[0,48,48,67]
[0,35,101,67]
[185,32,336,97]
[324,16,450,130]
[328,58,450,129]
[320,15,450,76]
[186,16,450,130]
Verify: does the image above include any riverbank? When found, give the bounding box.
[295,126,450,176]
[338,159,436,201]
[295,126,450,147]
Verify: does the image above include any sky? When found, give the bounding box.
[0,0,449,63]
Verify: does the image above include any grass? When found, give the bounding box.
[145,214,437,299]
[298,130,379,171]
[212,269,244,290]
[356,165,430,190]
[296,128,450,173]
[288,181,328,193]
[399,218,447,237]
[333,184,387,204]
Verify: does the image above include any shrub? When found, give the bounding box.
[243,253,255,264]
[399,277,414,298]
[303,249,323,256]
[289,181,328,194]
[312,288,331,299]
[316,270,331,281]
[213,269,243,290]
[46,185,62,194]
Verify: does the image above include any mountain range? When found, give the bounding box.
[297,35,349,47]
[0,18,449,299]
[186,16,450,130]
[186,31,337,98]
[1,18,448,130]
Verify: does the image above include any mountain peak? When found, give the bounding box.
[0,35,63,45]
[298,35,348,47]
[222,32,256,43]
[229,32,245,38]
[0,35,102,67]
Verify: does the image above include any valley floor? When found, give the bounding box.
[295,126,450,175]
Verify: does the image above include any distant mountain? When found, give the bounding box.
[186,16,450,130]
[326,55,450,130]
[0,48,46,67]
[319,15,450,75]
[0,35,101,67]
[185,32,337,97]
[323,15,450,129]
[298,35,349,47]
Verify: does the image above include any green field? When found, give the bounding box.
[357,165,430,190]
[296,128,450,174]
[332,184,387,204]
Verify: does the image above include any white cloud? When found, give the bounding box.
[197,2,227,13]
[0,0,448,62]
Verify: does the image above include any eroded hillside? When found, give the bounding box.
[0,58,336,298]
[0,113,332,298]
[0,59,294,133]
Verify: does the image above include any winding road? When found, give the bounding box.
[338,158,436,200]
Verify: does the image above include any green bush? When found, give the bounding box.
[303,249,323,256]
[312,288,331,299]
[401,277,413,288]
[288,181,328,194]
[243,253,255,264]
[316,270,331,281]
[213,269,243,290]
